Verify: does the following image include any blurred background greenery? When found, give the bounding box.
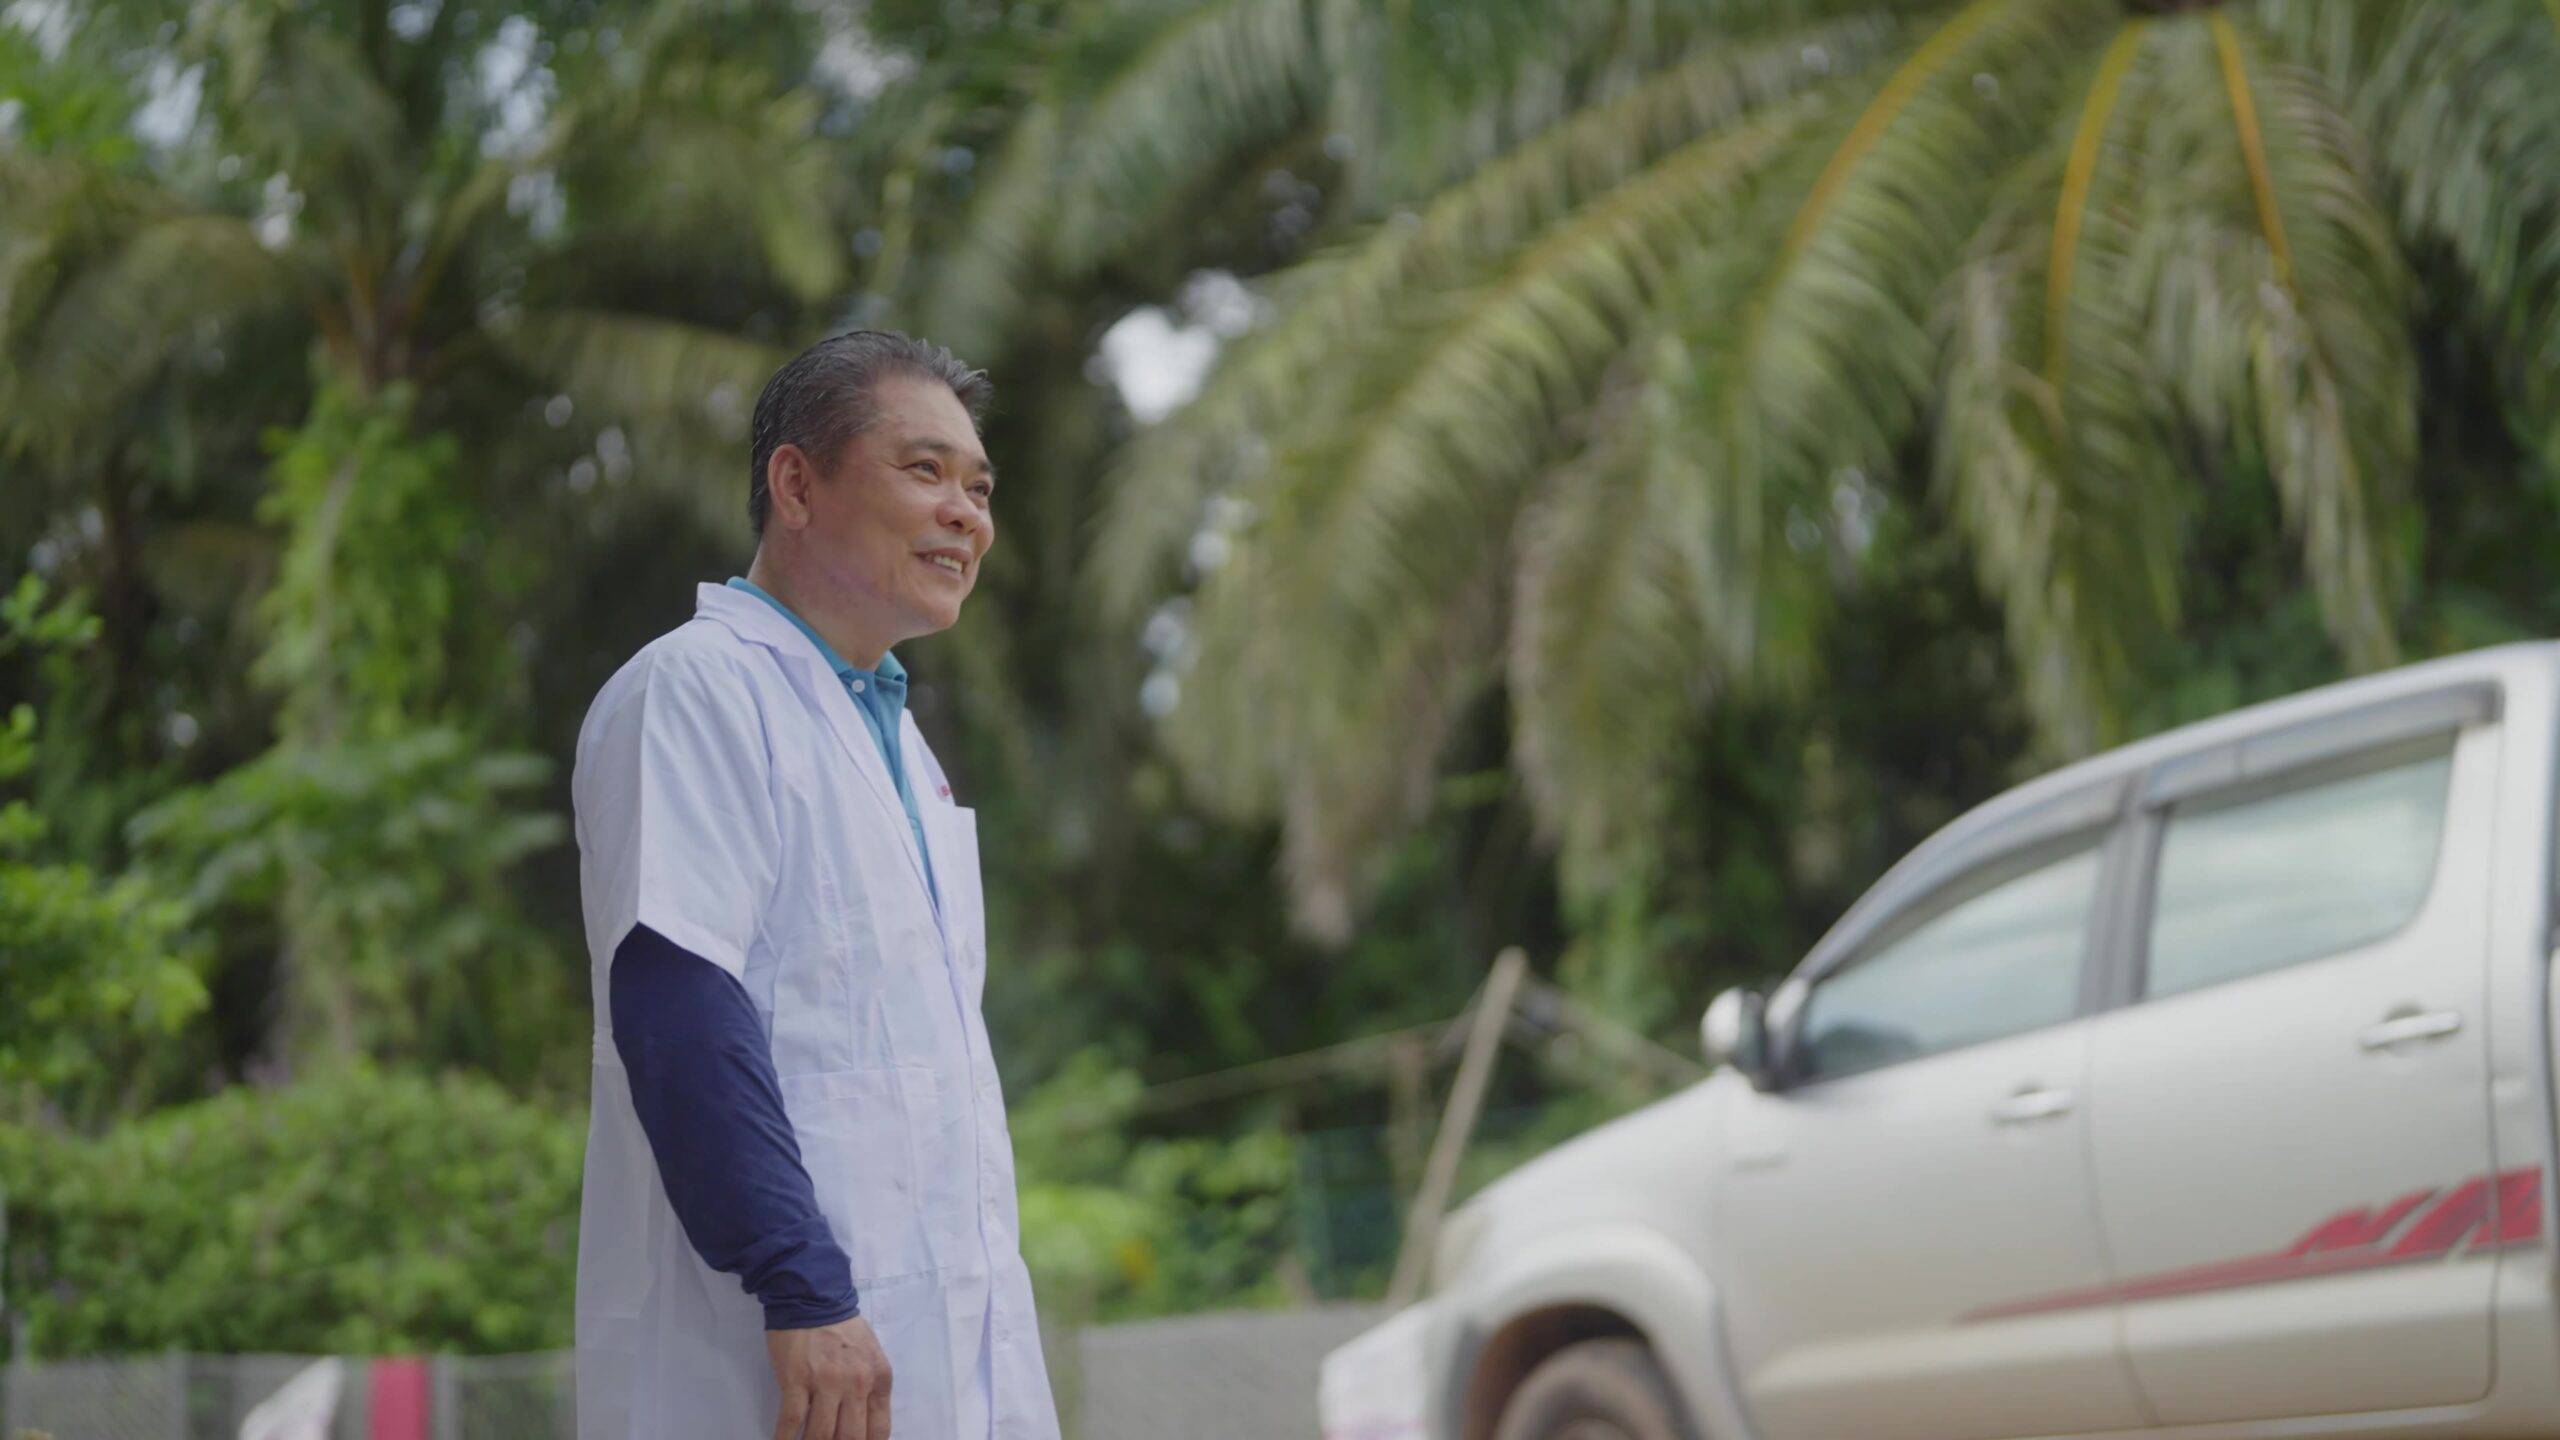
[3,0,2557,1357]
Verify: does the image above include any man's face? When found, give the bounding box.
[795,372,995,643]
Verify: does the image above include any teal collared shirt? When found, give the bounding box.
[727,576,937,912]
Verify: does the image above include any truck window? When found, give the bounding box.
[2143,738,2454,1000]
[1799,842,2101,1081]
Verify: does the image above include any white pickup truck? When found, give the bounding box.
[1318,643,2560,1440]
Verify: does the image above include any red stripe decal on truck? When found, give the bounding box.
[1960,1165,2541,1324]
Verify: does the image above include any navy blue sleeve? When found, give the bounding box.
[608,923,861,1329]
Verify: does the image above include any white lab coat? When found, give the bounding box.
[570,582,1059,1440]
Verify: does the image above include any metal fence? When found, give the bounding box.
[3,1353,373,1440]
[1073,1305,1386,1440]
[2,1305,1389,1440]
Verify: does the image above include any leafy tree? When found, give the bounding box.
[0,577,206,1128]
[0,0,883,747]
[1010,1051,1305,1320]
[116,381,573,1082]
[0,0,892,1079]
[127,726,569,1086]
[958,0,2560,951]
[247,381,484,744]
[0,1069,582,1357]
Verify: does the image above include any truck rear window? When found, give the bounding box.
[2145,739,2454,998]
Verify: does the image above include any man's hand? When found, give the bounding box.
[767,1314,892,1440]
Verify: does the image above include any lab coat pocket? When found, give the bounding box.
[927,803,986,993]
[856,1270,961,1440]
[778,1064,966,1284]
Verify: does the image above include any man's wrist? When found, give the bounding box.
[763,1292,862,1331]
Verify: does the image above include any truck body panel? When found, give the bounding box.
[1321,643,2560,1440]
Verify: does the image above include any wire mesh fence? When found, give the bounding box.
[429,1353,573,1440]
[1,1306,1389,1440]
[1294,1103,1605,1300]
[2,1353,374,1440]
[3,1354,188,1440]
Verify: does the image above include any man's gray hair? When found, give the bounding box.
[747,330,992,538]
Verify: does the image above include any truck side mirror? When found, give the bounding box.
[1701,987,1772,1088]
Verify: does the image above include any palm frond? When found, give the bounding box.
[2143,15,2416,670]
[1089,20,1902,627]
[915,98,1065,361]
[545,60,851,305]
[1936,23,2190,754]
[1279,570,1507,943]
[1123,0,2108,928]
[0,156,296,469]
[2045,22,2151,377]
[2212,15,2294,284]
[1148,99,1825,932]
[490,308,788,536]
[1331,0,1956,208]
[1268,99,1826,671]
[2264,0,2560,479]
[919,0,1324,357]
[185,2,411,234]
[1167,530,1506,943]
[1325,0,1700,206]
[1637,0,2110,699]
[1507,357,1720,894]
[1049,0,1325,274]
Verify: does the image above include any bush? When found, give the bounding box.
[0,1069,581,1358]
[0,577,208,1126]
[1009,1052,1303,1321]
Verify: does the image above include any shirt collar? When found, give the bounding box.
[725,576,903,688]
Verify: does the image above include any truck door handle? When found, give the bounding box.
[1988,1087,2074,1125]
[2357,1009,2462,1051]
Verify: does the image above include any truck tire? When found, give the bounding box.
[1492,1337,1699,1440]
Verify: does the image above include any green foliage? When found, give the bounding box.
[1119,1129,1301,1310]
[251,381,476,744]
[128,727,570,1085]
[1009,1055,1190,1317]
[0,1069,582,1358]
[0,838,205,1119]
[105,380,575,1083]
[0,576,207,1125]
[1053,0,2560,977]
[1010,1052,1302,1320]
[0,570,103,656]
[0,24,138,165]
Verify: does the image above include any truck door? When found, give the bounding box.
[1717,818,2148,1440]
[2082,700,2503,1425]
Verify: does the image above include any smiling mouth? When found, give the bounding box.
[921,554,967,577]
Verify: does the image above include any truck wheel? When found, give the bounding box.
[1493,1337,1698,1440]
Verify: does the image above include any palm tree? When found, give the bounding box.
[0,0,882,1070]
[945,0,2560,938]
[0,0,863,550]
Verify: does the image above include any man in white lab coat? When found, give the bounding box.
[571,331,1058,1440]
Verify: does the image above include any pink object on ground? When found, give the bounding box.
[367,1357,431,1440]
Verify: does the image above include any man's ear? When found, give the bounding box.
[766,444,814,530]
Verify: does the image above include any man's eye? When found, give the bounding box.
[913,461,941,478]
[972,483,994,499]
